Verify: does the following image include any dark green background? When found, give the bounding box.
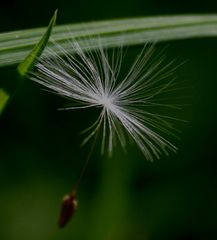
[0,1,217,240]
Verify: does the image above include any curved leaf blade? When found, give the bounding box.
[17,9,57,76]
[1,15,217,68]
[0,10,57,117]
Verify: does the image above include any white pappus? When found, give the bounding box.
[30,38,183,161]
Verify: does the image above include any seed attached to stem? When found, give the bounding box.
[30,39,186,228]
[58,191,78,228]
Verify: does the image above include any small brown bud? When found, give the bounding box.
[58,191,78,228]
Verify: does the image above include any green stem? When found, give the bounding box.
[88,151,132,240]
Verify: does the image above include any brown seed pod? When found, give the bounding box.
[58,191,78,228]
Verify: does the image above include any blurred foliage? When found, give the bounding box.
[0,89,9,114]
[0,1,217,240]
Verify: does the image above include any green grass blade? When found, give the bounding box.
[17,10,57,76]
[0,10,57,116]
[1,15,217,68]
[0,88,9,115]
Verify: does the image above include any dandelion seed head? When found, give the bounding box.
[30,38,185,161]
[97,94,114,110]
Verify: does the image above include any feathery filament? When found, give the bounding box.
[31,40,182,161]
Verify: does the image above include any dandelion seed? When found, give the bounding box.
[58,191,78,228]
[30,39,183,161]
